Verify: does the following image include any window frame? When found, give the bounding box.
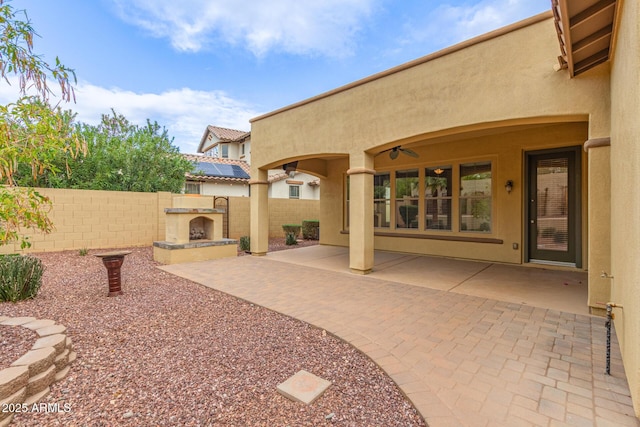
[289,185,300,199]
[184,182,201,195]
[459,161,493,233]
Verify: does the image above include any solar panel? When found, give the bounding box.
[193,162,249,179]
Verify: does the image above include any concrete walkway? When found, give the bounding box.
[161,246,639,427]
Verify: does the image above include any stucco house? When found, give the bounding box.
[186,125,320,199]
[248,1,640,416]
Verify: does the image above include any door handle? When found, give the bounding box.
[530,220,535,224]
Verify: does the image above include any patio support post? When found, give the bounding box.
[584,135,611,316]
[347,152,375,274]
[250,168,269,256]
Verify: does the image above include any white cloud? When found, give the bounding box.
[111,0,376,57]
[0,79,261,153]
[403,0,549,48]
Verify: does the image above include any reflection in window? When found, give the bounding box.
[460,162,492,232]
[425,166,452,230]
[374,173,390,228]
[396,169,419,229]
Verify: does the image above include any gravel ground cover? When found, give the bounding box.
[0,325,37,369]
[0,244,426,427]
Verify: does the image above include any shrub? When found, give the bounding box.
[78,247,89,256]
[285,232,298,246]
[0,254,44,302]
[302,220,319,240]
[239,236,250,252]
[282,224,301,238]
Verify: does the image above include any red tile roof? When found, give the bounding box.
[207,125,250,142]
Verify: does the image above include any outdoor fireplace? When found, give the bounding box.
[189,216,213,240]
[164,208,223,244]
[153,196,237,264]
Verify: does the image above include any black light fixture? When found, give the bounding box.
[283,161,298,178]
[505,180,514,194]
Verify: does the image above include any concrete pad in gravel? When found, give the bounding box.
[277,370,331,405]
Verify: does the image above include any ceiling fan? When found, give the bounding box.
[377,145,419,160]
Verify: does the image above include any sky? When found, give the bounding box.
[2,0,550,153]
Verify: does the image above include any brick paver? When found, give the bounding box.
[161,254,639,427]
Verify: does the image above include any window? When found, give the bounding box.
[374,173,391,227]
[395,169,419,229]
[241,144,245,156]
[425,166,452,230]
[185,182,201,195]
[220,144,229,158]
[460,162,492,232]
[289,185,300,199]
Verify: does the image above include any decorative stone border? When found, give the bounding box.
[0,316,75,427]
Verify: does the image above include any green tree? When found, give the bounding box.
[0,0,85,249]
[27,110,193,193]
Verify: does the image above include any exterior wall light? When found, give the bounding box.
[505,180,514,194]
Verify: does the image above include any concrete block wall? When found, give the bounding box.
[228,197,250,239]
[0,188,319,254]
[0,188,173,254]
[227,197,320,239]
[268,198,320,238]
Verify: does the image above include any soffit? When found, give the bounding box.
[553,0,620,77]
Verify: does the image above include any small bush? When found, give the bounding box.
[0,254,44,302]
[239,236,250,252]
[285,232,298,246]
[282,224,301,238]
[302,220,319,240]
[78,247,89,256]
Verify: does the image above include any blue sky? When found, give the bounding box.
[4,0,550,153]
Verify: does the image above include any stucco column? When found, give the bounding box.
[584,136,611,316]
[347,152,374,274]
[250,168,269,256]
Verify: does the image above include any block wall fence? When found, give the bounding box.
[0,188,320,254]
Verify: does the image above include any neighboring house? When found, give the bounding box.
[186,125,319,199]
[248,1,640,416]
[183,154,250,197]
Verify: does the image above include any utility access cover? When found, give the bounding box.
[277,370,331,405]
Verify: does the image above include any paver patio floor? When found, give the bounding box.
[161,246,639,427]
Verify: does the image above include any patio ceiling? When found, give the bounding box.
[552,0,620,77]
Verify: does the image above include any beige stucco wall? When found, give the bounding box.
[250,16,609,173]
[610,0,640,416]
